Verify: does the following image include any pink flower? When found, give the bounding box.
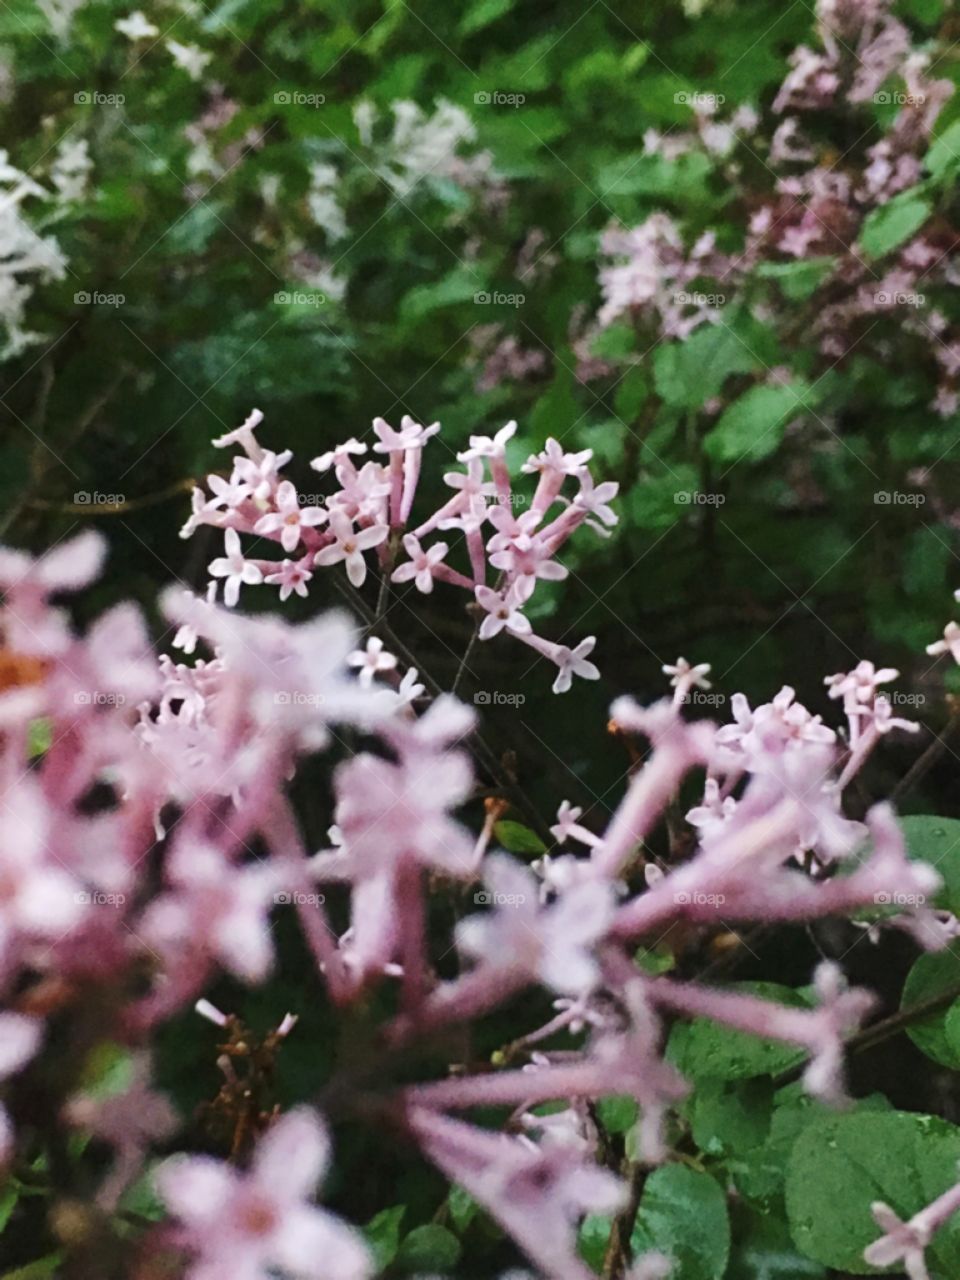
[552,638,600,695]
[155,1108,372,1280]
[265,557,314,601]
[0,1013,41,1162]
[372,414,439,453]
[390,534,450,593]
[662,656,712,700]
[234,448,293,501]
[521,437,593,477]
[475,584,532,639]
[313,509,388,588]
[573,471,619,532]
[456,419,517,461]
[457,855,614,995]
[254,481,328,552]
[212,407,265,457]
[927,621,960,664]
[310,437,367,473]
[347,636,397,687]
[208,528,264,607]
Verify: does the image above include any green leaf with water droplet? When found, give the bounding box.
[631,1164,730,1280]
[786,1110,960,1274]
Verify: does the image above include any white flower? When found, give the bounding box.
[313,509,388,588]
[552,638,600,695]
[115,10,159,39]
[347,637,397,688]
[208,528,263,607]
[166,39,212,81]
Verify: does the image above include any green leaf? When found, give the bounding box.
[667,983,809,1081]
[0,1182,19,1234]
[703,382,812,464]
[446,1184,479,1233]
[901,814,960,915]
[26,719,51,759]
[396,1223,462,1272]
[399,270,481,321]
[0,1259,63,1280]
[363,1205,405,1270]
[631,1165,730,1280]
[493,820,547,855]
[614,368,649,421]
[579,1213,612,1272]
[459,0,514,34]
[653,325,756,409]
[689,1078,774,1159]
[858,190,932,258]
[596,1095,639,1135]
[785,1110,960,1274]
[901,948,960,1068]
[728,1203,826,1279]
[754,258,836,301]
[926,120,960,178]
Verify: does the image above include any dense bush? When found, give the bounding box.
[4,0,960,1277]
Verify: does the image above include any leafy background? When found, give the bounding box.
[5,0,960,1275]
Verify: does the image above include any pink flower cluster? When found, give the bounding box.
[0,497,951,1278]
[181,409,618,694]
[588,0,960,413]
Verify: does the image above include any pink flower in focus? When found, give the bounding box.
[475,584,532,639]
[265,557,314,601]
[552,638,600,695]
[391,534,450,594]
[313,509,388,588]
[254,481,328,552]
[208,528,264,607]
